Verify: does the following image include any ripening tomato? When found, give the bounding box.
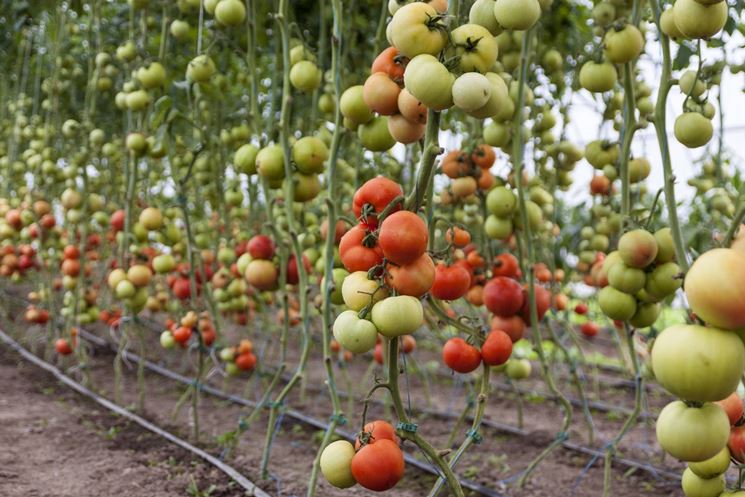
[110,209,125,231]
[320,440,357,489]
[373,342,384,364]
[172,326,192,344]
[172,277,192,300]
[402,335,416,354]
[483,276,524,317]
[235,352,257,371]
[730,424,745,463]
[339,224,384,272]
[55,338,73,355]
[493,253,520,278]
[519,284,551,325]
[287,254,311,285]
[442,337,482,373]
[470,144,496,169]
[371,47,408,85]
[351,439,405,491]
[353,177,403,227]
[490,315,525,343]
[355,420,399,450]
[247,234,275,260]
[378,211,428,265]
[245,259,278,290]
[716,392,744,425]
[481,329,512,366]
[574,303,588,315]
[445,226,471,247]
[384,253,435,297]
[430,263,471,301]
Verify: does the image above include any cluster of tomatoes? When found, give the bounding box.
[219,339,258,376]
[160,311,216,349]
[321,420,405,491]
[439,146,497,206]
[595,228,681,328]
[648,241,745,495]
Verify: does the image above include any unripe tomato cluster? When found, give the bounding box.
[160,311,216,349]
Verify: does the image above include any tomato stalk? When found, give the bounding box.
[405,109,442,212]
[260,0,314,477]
[307,0,346,493]
[511,28,574,489]
[651,0,689,271]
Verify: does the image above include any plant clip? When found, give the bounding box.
[396,421,418,433]
[329,413,347,425]
[466,428,483,444]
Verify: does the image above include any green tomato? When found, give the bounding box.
[645,262,682,299]
[506,358,531,379]
[153,254,176,273]
[371,296,424,337]
[688,446,730,479]
[486,186,517,216]
[333,310,378,354]
[292,136,329,174]
[629,302,661,328]
[234,144,259,175]
[484,215,513,240]
[597,286,637,321]
[358,116,396,152]
[342,271,388,311]
[160,331,176,349]
[681,467,724,497]
[320,440,356,489]
[325,268,349,306]
[656,401,730,462]
[607,262,646,294]
[651,324,745,402]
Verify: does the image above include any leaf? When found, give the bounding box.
[673,42,695,70]
[725,13,737,36]
[149,96,172,129]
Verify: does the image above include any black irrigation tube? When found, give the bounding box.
[0,327,272,497]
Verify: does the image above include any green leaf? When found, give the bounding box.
[149,96,172,129]
[673,42,695,70]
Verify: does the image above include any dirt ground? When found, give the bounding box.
[0,347,238,497]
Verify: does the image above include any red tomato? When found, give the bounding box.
[492,253,520,278]
[352,177,404,228]
[471,144,496,169]
[373,342,384,365]
[483,276,524,317]
[172,278,192,300]
[172,326,192,344]
[490,315,526,342]
[402,335,416,354]
[246,234,275,260]
[445,226,471,247]
[384,253,435,297]
[339,224,384,272]
[355,420,399,449]
[201,328,216,346]
[574,303,588,315]
[430,263,471,301]
[378,211,428,266]
[519,284,551,325]
[235,352,257,371]
[481,329,513,366]
[442,337,482,373]
[286,254,311,285]
[371,47,408,85]
[55,338,73,355]
[717,392,745,425]
[730,424,745,462]
[580,322,600,338]
[110,209,125,231]
[351,439,405,491]
[63,245,80,260]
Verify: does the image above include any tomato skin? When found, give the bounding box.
[580,322,599,338]
[247,234,275,259]
[352,177,404,227]
[483,276,524,317]
[430,263,471,301]
[351,439,405,491]
[481,330,512,366]
[384,253,435,297]
[492,253,520,278]
[355,420,399,450]
[378,211,428,265]
[371,47,408,85]
[442,337,482,373]
[716,392,744,425]
[339,224,384,272]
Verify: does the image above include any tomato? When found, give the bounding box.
[486,186,517,217]
[730,425,745,463]
[355,420,399,449]
[397,89,428,124]
[256,145,286,180]
[61,258,80,277]
[674,112,713,149]
[363,73,401,116]
[629,302,660,328]
[442,337,482,373]
[234,144,259,175]
[172,326,193,344]
[371,296,424,337]
[378,211,428,265]
[287,254,311,285]
[470,144,495,169]
[292,136,329,175]
[186,54,216,83]
[451,24,498,73]
[55,338,73,355]
[430,263,471,301]
[290,60,322,92]
[574,303,588,315]
[351,439,405,491]
[483,276,524,317]
[339,224,384,272]
[493,0,541,30]
[352,177,404,226]
[644,262,681,300]
[469,0,502,35]
[603,24,644,64]
[579,61,617,93]
[440,151,470,179]
[716,392,744,425]
[340,85,374,125]
[492,253,520,278]
[320,440,357,489]
[656,400,730,462]
[172,277,192,300]
[681,467,724,497]
[403,54,454,111]
[333,311,378,354]
[388,2,447,58]
[235,352,257,371]
[245,259,278,290]
[652,324,745,402]
[160,331,176,349]
[127,264,152,287]
[372,47,408,85]
[402,335,416,354]
[215,0,246,25]
[506,358,531,379]
[384,253,435,297]
[590,175,611,195]
[684,249,745,330]
[688,446,731,479]
[481,329,512,366]
[519,284,551,325]
[673,0,728,39]
[607,262,646,294]
[597,286,637,321]
[387,114,425,144]
[63,245,80,259]
[342,271,389,311]
[491,315,525,342]
[580,322,599,338]
[373,342,384,364]
[452,73,492,112]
